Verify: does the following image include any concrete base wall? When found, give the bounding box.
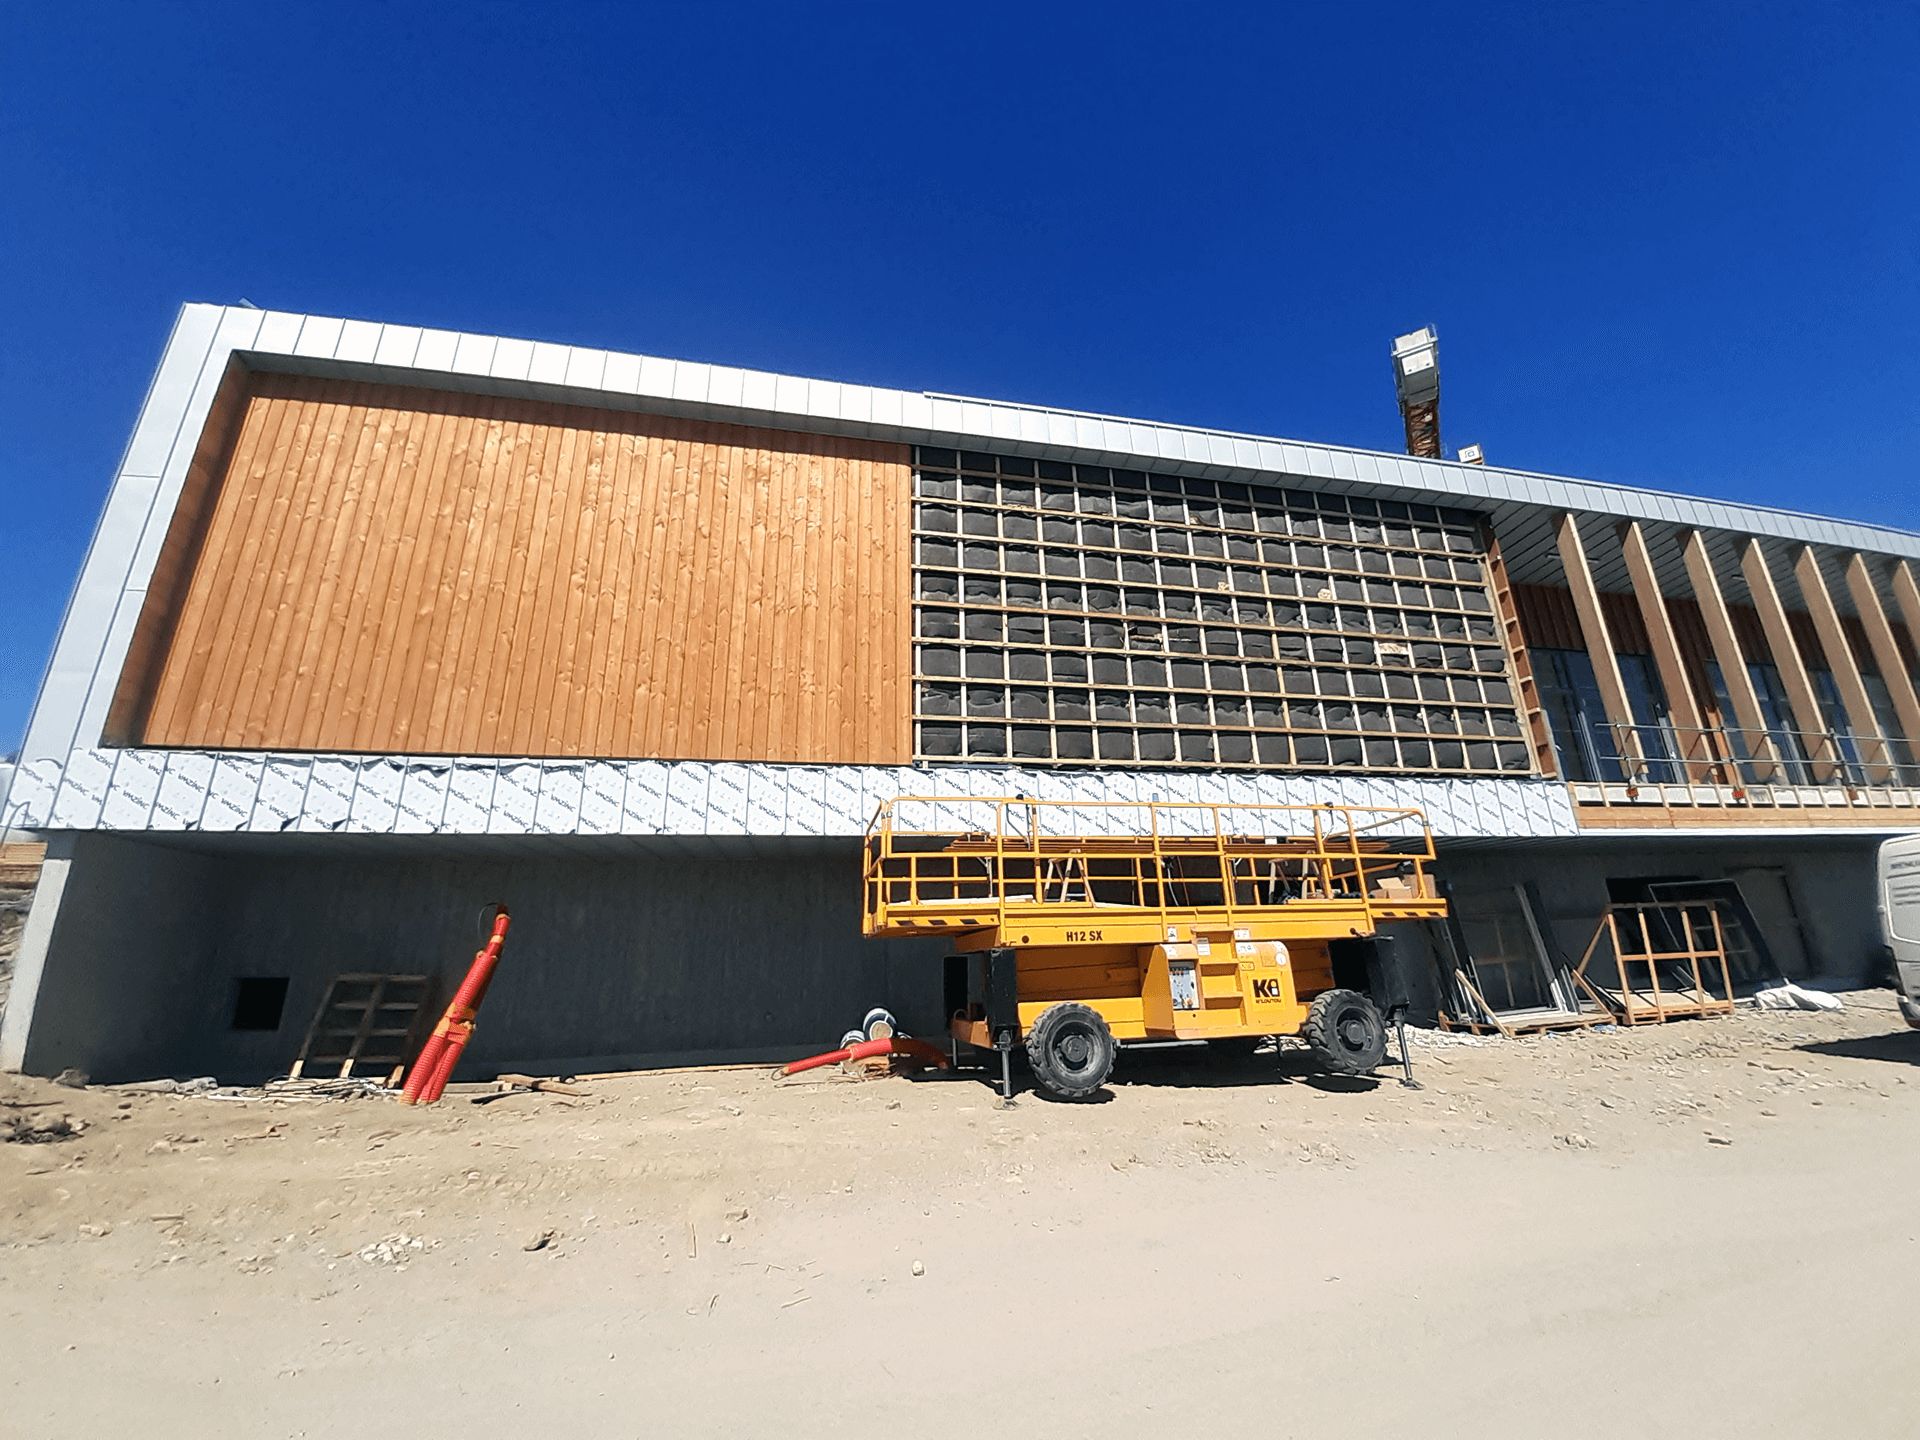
[3,828,1891,1082]
[1383,833,1889,1020]
[5,833,225,1080]
[11,834,947,1084]
[1439,834,1884,978]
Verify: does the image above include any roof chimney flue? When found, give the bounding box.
[1391,327,1441,459]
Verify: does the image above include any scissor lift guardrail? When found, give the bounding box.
[862,797,1448,948]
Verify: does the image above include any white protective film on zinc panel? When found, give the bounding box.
[623,761,670,834]
[201,755,265,831]
[490,762,542,834]
[396,761,453,834]
[300,758,358,833]
[150,752,215,830]
[443,760,499,833]
[578,761,627,836]
[348,758,408,833]
[257,757,312,832]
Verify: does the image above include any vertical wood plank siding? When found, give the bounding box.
[116,372,912,762]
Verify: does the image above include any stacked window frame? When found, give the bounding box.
[910,448,1532,775]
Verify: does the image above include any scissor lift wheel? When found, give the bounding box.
[1025,1003,1116,1100]
[1304,989,1387,1075]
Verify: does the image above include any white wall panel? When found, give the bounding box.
[347,757,406,832]
[150,753,215,830]
[442,761,498,832]
[202,755,264,831]
[534,762,585,834]
[256,758,311,832]
[395,761,452,834]
[97,752,163,829]
[4,746,1584,839]
[623,761,669,833]
[489,762,541,833]
[578,761,626,835]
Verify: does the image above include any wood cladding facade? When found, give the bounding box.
[113,371,912,763]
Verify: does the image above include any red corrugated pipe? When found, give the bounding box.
[401,909,511,1105]
[781,1035,950,1077]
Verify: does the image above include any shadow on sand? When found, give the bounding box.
[1796,1030,1920,1068]
[923,1040,1385,1101]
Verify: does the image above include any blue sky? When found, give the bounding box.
[2,1,1915,752]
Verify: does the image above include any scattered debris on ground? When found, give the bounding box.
[1,991,1914,1436]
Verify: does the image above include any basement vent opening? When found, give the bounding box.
[231,977,290,1032]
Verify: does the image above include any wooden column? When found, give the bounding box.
[1739,540,1835,781]
[1844,554,1920,754]
[1555,513,1642,774]
[1891,560,1920,681]
[1679,530,1780,780]
[1796,547,1891,780]
[1617,522,1708,779]
[1483,534,1557,777]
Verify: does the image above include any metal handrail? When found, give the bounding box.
[1592,718,1912,788]
[862,796,1439,936]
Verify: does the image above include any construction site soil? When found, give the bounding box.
[4,997,1917,1439]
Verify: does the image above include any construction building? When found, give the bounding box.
[3,305,1917,1081]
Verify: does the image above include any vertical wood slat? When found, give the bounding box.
[169,379,312,745]
[1795,547,1893,780]
[224,383,339,747]
[406,396,499,751]
[119,373,912,764]
[1679,530,1781,781]
[1846,553,1920,751]
[1555,514,1643,769]
[1509,583,1585,652]
[1617,521,1708,778]
[1660,595,1720,716]
[1740,540,1837,781]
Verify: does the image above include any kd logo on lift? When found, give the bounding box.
[1252,977,1285,1000]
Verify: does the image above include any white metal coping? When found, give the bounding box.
[18,302,1920,789]
[3,750,1581,842]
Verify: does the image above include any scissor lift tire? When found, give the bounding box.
[1304,989,1387,1075]
[1025,1002,1116,1100]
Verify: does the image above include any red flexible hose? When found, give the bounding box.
[780,1046,853,1076]
[780,1035,950,1077]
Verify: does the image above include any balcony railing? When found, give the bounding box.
[1570,719,1920,812]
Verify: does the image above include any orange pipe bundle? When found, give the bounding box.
[401,910,511,1105]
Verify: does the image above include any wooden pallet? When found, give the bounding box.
[289,973,435,1085]
[1438,969,1614,1037]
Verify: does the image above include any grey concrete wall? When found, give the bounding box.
[11,827,1888,1081]
[1414,834,1887,1007]
[17,835,948,1084]
[14,832,227,1080]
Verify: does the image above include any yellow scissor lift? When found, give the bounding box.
[862,797,1450,1099]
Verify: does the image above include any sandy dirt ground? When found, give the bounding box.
[4,995,1918,1440]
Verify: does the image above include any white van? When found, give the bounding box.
[1881,833,1920,1030]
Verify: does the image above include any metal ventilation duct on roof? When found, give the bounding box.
[1392,327,1441,459]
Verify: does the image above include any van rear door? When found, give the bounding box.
[1880,834,1920,1029]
